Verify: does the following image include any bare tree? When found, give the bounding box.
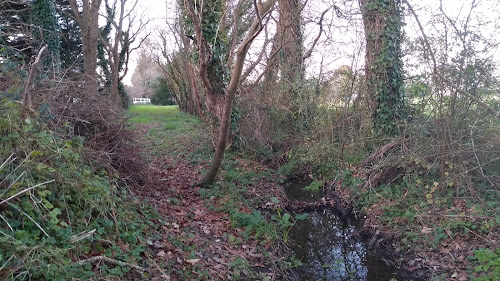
[149,19,201,115]
[101,0,149,104]
[403,0,500,120]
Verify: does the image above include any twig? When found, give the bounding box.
[0,254,15,273]
[69,229,96,243]
[75,256,146,272]
[0,213,13,231]
[0,171,24,198]
[20,209,49,237]
[463,227,495,242]
[470,119,497,189]
[0,154,15,171]
[0,154,30,187]
[415,214,494,219]
[7,171,26,190]
[303,7,330,60]
[153,261,171,280]
[358,139,404,167]
[0,230,15,241]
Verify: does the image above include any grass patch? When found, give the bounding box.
[128,105,209,162]
[128,105,200,126]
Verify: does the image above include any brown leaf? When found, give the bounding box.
[421,227,433,234]
[157,250,167,258]
[118,243,129,252]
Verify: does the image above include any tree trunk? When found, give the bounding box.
[108,0,125,105]
[201,0,275,185]
[189,64,204,118]
[276,0,303,83]
[68,0,102,94]
[81,25,99,93]
[184,0,228,122]
[359,0,405,136]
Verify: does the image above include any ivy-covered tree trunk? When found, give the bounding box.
[184,0,228,122]
[32,0,61,72]
[276,0,304,85]
[68,0,103,94]
[264,0,305,133]
[360,0,405,136]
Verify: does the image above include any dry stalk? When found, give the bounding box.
[20,45,47,121]
[0,180,55,205]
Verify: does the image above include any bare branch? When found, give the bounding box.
[67,0,83,25]
[303,7,330,61]
[403,0,500,119]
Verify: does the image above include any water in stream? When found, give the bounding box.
[284,179,398,281]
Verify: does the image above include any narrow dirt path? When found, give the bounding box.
[128,106,288,280]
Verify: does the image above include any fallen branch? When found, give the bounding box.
[75,256,145,272]
[21,45,47,121]
[358,139,404,168]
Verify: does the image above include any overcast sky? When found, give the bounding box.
[121,0,500,86]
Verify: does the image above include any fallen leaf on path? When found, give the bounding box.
[185,259,201,265]
[157,250,167,258]
[421,227,433,234]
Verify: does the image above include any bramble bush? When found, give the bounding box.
[0,98,156,279]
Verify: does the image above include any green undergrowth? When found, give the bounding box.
[336,168,500,279]
[469,249,500,281]
[272,124,499,279]
[0,100,160,280]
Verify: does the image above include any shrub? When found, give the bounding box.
[0,94,154,279]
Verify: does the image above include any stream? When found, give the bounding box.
[284,178,399,281]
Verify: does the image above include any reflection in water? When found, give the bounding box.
[284,178,323,203]
[291,211,396,281]
[285,179,397,281]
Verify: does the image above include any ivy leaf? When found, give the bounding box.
[295,213,309,221]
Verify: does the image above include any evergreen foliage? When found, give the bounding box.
[0,1,32,61]
[362,0,406,136]
[55,0,83,72]
[32,0,61,71]
[150,77,175,105]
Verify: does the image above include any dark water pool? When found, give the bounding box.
[284,178,398,281]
